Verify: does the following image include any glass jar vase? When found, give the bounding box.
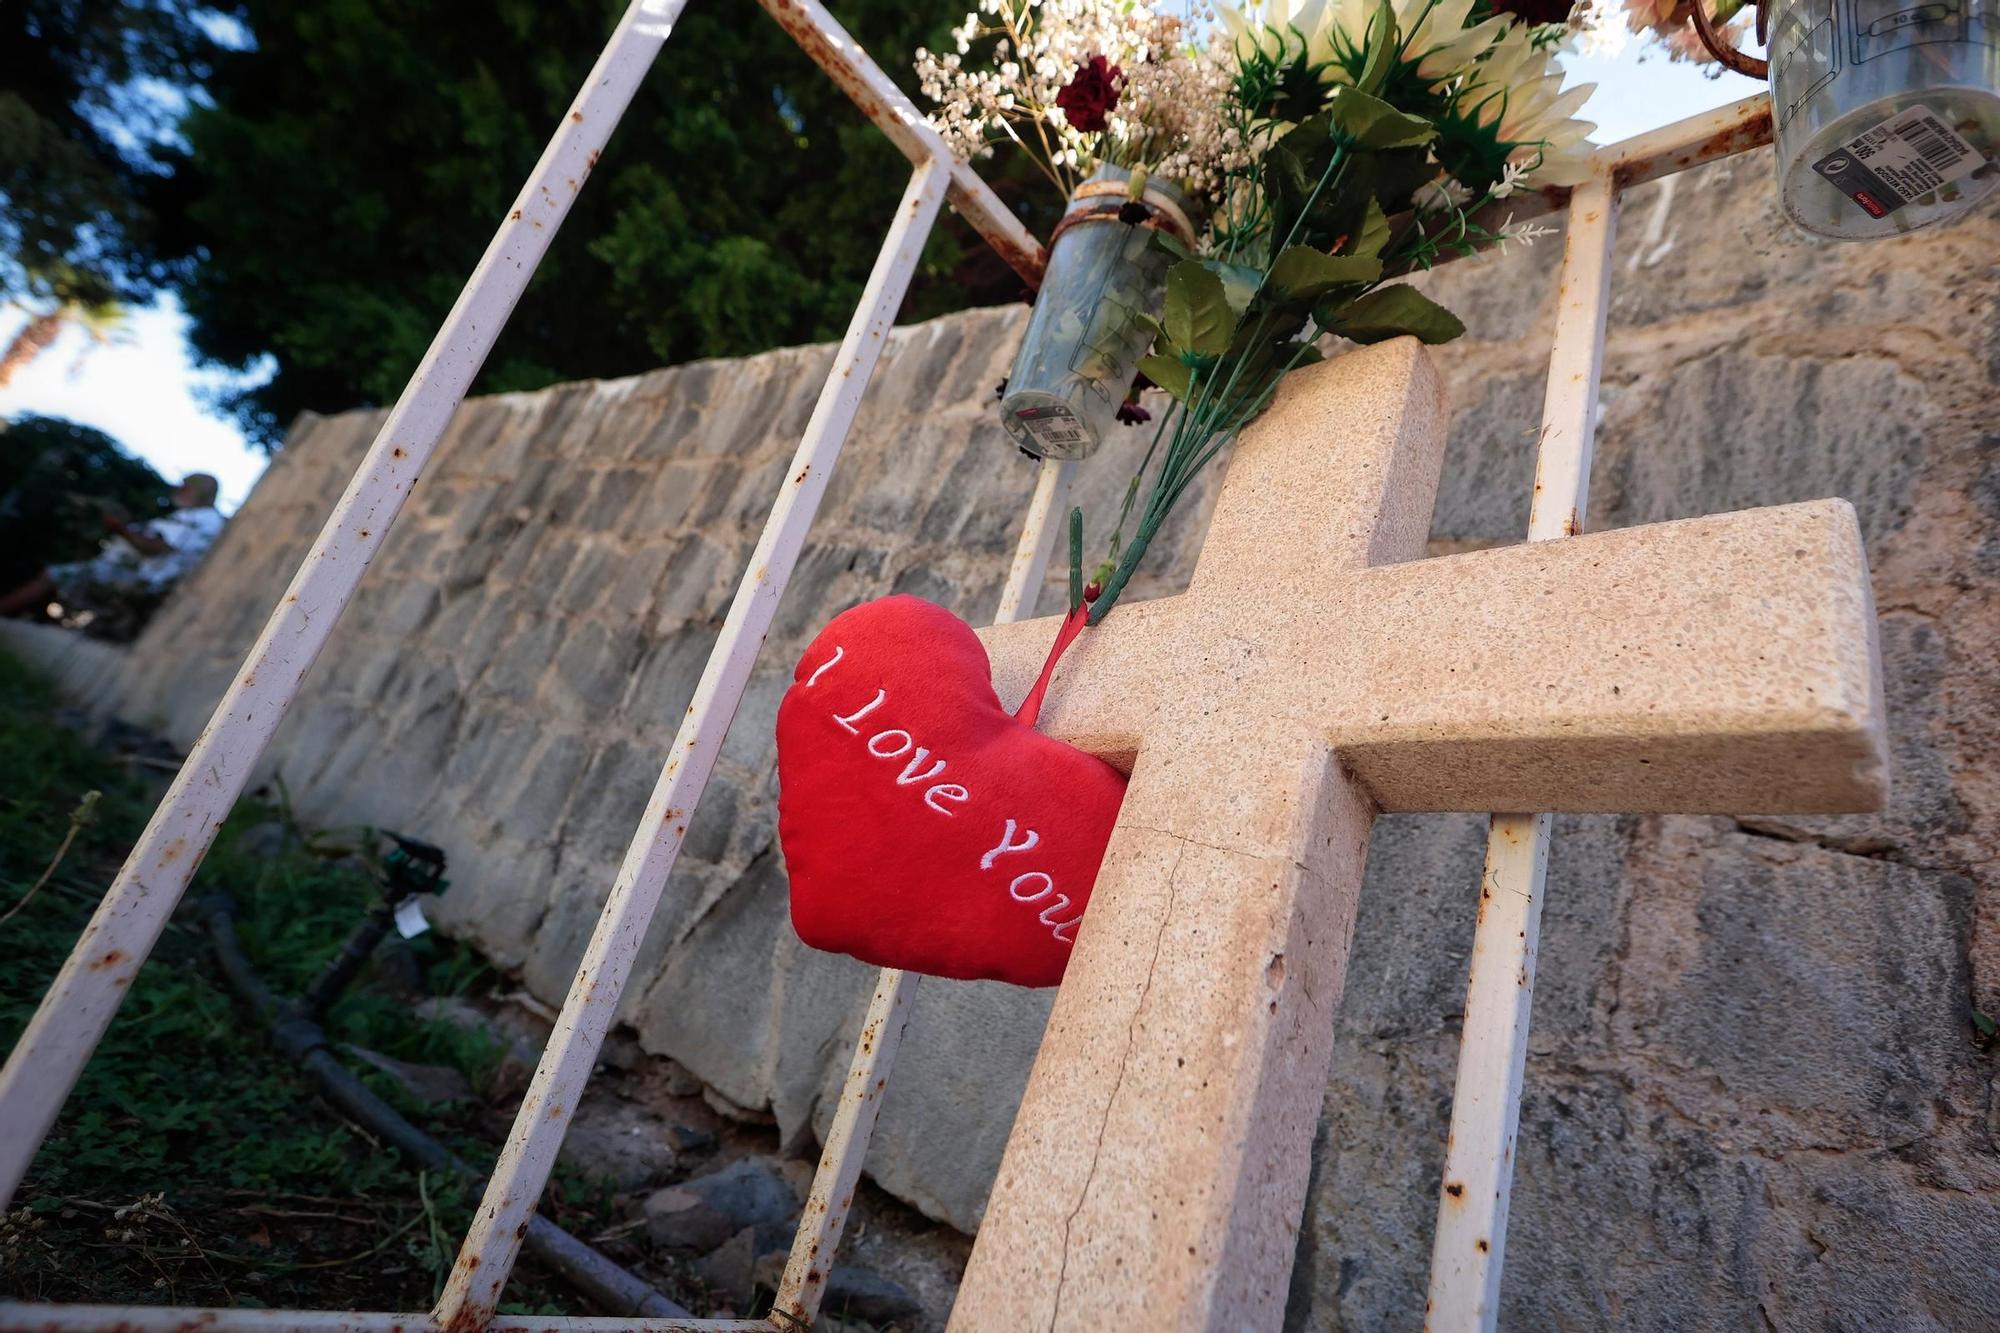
[999,166,1197,460]
[1770,0,2000,238]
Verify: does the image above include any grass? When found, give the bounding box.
[0,649,601,1314]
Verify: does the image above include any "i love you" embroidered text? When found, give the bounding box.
[803,643,1085,945]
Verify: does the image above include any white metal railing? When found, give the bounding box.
[0,0,1775,1317]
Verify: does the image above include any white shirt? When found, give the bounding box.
[103,506,226,589]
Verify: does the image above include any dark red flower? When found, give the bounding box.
[1489,0,1578,24]
[1055,55,1123,133]
[1117,372,1153,425]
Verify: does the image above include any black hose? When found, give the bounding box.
[197,897,687,1319]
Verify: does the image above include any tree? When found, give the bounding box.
[0,415,171,589]
[166,0,1054,449]
[0,2,225,378]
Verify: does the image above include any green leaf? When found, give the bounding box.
[1137,352,1194,403]
[1068,507,1084,613]
[1317,283,1466,345]
[1975,1010,1998,1038]
[1265,247,1384,303]
[1355,0,1398,97]
[1204,259,1264,315]
[1150,229,1199,263]
[1329,89,1435,150]
[1347,198,1392,259]
[1164,261,1236,358]
[1262,112,1337,250]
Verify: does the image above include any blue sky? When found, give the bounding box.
[0,40,1762,514]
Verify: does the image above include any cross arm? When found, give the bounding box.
[974,595,1183,769]
[1326,498,1888,814]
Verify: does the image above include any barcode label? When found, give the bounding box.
[1013,405,1090,456]
[1812,104,1988,218]
[1903,114,1967,171]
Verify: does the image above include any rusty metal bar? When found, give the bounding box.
[1423,165,1622,1332]
[769,455,1069,1324]
[1447,94,1772,252]
[755,0,1046,287]
[0,1311,775,1332]
[429,157,953,1332]
[0,0,688,1212]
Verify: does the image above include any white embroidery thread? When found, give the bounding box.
[866,729,914,759]
[923,784,968,816]
[1009,871,1054,903]
[805,644,845,688]
[981,820,1040,870]
[832,689,886,734]
[894,749,947,786]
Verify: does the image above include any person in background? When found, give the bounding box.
[0,473,224,631]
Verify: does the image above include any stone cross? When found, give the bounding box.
[953,338,1886,1329]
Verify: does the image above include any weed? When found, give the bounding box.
[0,650,584,1312]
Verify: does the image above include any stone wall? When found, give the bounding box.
[52,148,1999,1327]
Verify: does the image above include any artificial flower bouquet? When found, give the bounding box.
[923,0,1593,618]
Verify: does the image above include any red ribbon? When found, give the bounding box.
[1013,601,1091,729]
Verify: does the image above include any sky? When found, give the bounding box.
[0,38,1763,515]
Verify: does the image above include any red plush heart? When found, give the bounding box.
[775,595,1127,988]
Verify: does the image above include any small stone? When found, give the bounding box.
[598,1031,645,1071]
[641,1186,733,1255]
[751,1249,788,1293]
[693,1226,758,1306]
[556,1098,679,1191]
[668,1124,717,1154]
[680,1158,799,1253]
[820,1265,921,1326]
[660,1059,703,1098]
[776,1156,815,1204]
[745,1252,921,1328]
[702,1086,776,1125]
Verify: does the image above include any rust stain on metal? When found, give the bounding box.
[1615,104,1771,191]
[393,446,407,458]
[570,110,584,123]
[587,149,601,169]
[1563,509,1583,537]
[161,838,187,864]
[1477,1238,1491,1252]
[511,209,523,221]
[1445,1181,1465,1198]
[794,466,810,483]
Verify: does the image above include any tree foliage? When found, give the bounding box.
[165,0,1049,448]
[0,415,171,587]
[0,0,225,307]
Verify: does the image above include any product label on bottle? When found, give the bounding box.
[1012,405,1090,457]
[1812,104,1988,217]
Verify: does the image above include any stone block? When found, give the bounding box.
[1620,824,1975,1149]
[1594,350,1934,546]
